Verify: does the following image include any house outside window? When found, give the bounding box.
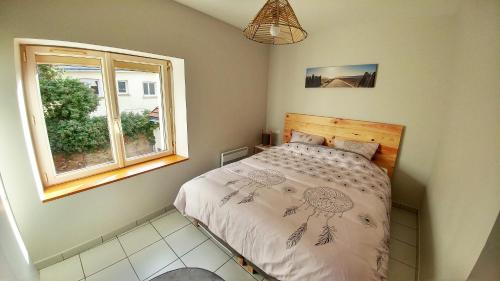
[143,82,156,96]
[79,78,102,96]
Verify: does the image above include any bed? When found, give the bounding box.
[174,113,404,281]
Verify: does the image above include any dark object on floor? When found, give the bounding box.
[150,267,225,281]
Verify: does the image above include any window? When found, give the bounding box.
[143,82,156,96]
[117,80,128,94]
[21,45,176,188]
[79,78,103,96]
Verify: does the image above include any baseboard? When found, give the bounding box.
[417,208,421,281]
[392,201,419,214]
[34,205,175,270]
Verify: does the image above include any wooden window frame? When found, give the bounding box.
[21,44,177,191]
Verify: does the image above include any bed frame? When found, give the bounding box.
[283,113,404,177]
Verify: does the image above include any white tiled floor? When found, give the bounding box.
[119,224,162,256]
[163,224,208,256]
[388,207,419,281]
[80,239,126,276]
[128,240,177,280]
[39,255,84,281]
[40,207,418,281]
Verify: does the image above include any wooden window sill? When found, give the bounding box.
[42,155,188,203]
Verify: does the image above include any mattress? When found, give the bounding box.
[174,143,391,281]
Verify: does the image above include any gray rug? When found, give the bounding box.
[150,267,225,281]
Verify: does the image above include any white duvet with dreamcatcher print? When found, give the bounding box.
[174,143,391,281]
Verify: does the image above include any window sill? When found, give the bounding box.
[42,154,188,203]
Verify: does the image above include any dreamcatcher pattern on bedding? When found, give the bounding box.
[249,144,391,271]
[219,169,286,206]
[283,187,354,248]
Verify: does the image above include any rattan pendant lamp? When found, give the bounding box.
[243,0,307,45]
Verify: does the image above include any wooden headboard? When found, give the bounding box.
[283,113,404,177]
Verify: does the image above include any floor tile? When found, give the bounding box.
[216,260,258,281]
[390,239,417,267]
[388,258,416,281]
[392,208,417,229]
[199,226,234,257]
[40,255,84,281]
[145,259,185,281]
[214,239,234,257]
[391,222,417,246]
[151,211,190,237]
[80,239,126,276]
[129,240,177,280]
[86,259,138,281]
[119,224,162,255]
[164,224,208,256]
[181,240,230,271]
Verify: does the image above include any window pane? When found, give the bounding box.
[36,64,115,174]
[79,78,102,96]
[118,81,127,93]
[149,83,155,95]
[115,68,168,159]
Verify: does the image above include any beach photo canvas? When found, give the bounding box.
[305,64,378,88]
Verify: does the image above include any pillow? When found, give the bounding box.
[290,130,324,145]
[333,138,379,159]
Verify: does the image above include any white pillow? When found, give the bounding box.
[333,138,379,159]
[290,130,324,145]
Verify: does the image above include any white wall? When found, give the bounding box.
[468,214,500,281]
[0,0,268,263]
[266,14,456,208]
[0,175,39,281]
[419,0,500,280]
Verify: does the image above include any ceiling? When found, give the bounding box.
[173,0,462,32]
